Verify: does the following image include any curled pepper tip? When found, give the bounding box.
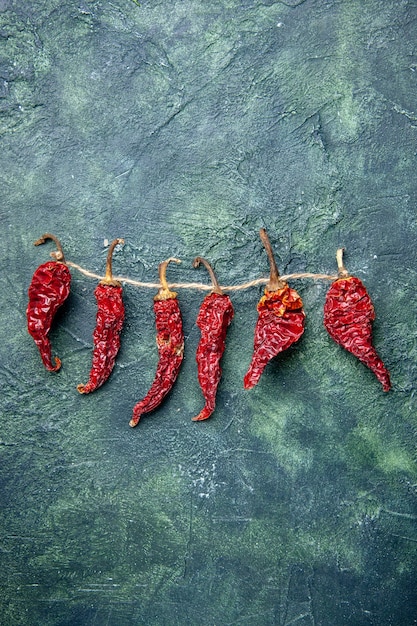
[193,256,223,295]
[192,408,212,421]
[34,233,66,263]
[49,356,62,372]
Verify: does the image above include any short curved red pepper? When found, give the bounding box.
[27,234,71,371]
[324,248,391,391]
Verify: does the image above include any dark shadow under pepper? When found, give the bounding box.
[324,248,391,392]
[129,258,184,428]
[192,257,234,421]
[244,228,305,389]
[27,233,71,371]
[77,239,125,394]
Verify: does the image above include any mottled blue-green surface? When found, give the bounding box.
[1,1,417,624]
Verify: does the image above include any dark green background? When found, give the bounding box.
[1,1,417,624]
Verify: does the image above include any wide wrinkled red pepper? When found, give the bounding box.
[192,257,234,421]
[244,228,305,389]
[77,239,125,394]
[27,233,71,371]
[130,258,184,427]
[324,248,391,391]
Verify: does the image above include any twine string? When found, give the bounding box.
[66,261,337,292]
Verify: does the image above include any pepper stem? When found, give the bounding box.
[101,239,124,286]
[259,228,285,291]
[193,257,223,295]
[34,233,66,263]
[336,248,350,278]
[154,257,181,301]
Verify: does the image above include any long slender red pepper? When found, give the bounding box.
[77,239,125,394]
[324,248,391,391]
[192,257,234,421]
[244,228,305,389]
[129,258,184,427]
[27,233,71,371]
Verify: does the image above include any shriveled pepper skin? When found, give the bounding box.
[244,284,305,389]
[193,292,234,421]
[324,276,391,391]
[130,298,184,427]
[77,284,125,394]
[27,261,71,371]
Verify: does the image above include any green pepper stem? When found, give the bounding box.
[336,248,350,278]
[101,239,124,285]
[34,233,66,263]
[154,257,181,300]
[259,228,285,291]
[193,257,223,295]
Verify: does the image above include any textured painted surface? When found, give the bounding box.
[1,0,417,624]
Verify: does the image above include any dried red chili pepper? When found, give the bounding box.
[77,239,125,394]
[27,233,71,372]
[129,258,184,427]
[244,228,305,389]
[324,248,391,391]
[192,257,234,421]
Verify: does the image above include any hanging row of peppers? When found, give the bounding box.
[26,231,391,427]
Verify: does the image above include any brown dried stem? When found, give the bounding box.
[34,233,66,263]
[154,257,181,301]
[336,248,350,278]
[101,239,124,286]
[259,228,285,291]
[193,257,223,295]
